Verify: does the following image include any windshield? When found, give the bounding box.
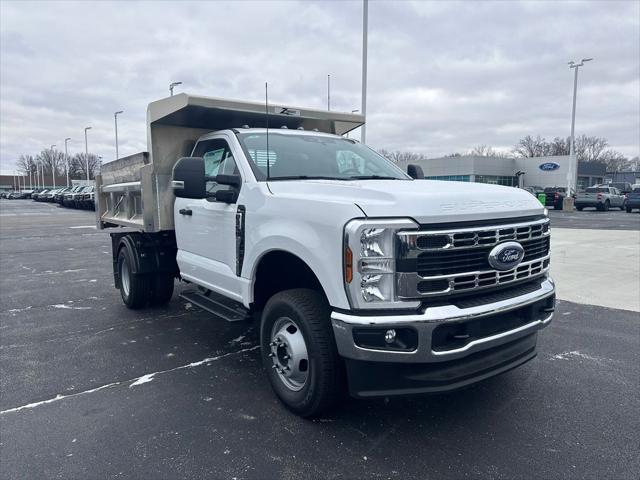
[237,132,410,181]
[586,187,609,193]
[544,187,565,193]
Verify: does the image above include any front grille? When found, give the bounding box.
[415,236,550,277]
[396,217,551,299]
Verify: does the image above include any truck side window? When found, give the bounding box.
[192,138,240,201]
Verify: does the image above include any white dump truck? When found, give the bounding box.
[97,93,555,416]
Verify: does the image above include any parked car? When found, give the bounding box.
[42,189,62,202]
[63,186,90,208]
[575,186,625,211]
[543,186,575,210]
[625,186,640,213]
[54,187,73,204]
[600,182,633,195]
[33,189,50,201]
[77,186,95,209]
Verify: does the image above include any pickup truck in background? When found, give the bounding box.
[96,94,555,417]
[575,186,626,211]
[543,186,575,210]
[625,186,640,213]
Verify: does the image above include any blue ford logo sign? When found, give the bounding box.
[488,241,525,271]
[539,162,560,171]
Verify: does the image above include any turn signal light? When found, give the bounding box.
[344,246,353,283]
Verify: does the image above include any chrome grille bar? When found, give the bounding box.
[397,217,550,257]
[396,217,551,299]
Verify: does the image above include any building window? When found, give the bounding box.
[475,175,517,186]
[424,175,471,182]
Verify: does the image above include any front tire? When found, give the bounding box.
[604,200,610,211]
[260,289,344,417]
[117,246,150,309]
[627,206,633,213]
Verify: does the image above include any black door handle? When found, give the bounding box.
[179,208,193,216]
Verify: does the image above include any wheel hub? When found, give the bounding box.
[120,258,130,296]
[269,317,309,391]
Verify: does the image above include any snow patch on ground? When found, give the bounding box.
[52,304,91,310]
[550,350,608,363]
[1,345,260,415]
[7,306,32,314]
[129,374,155,388]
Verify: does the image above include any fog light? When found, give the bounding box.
[384,329,396,344]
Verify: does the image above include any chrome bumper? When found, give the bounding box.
[331,277,555,363]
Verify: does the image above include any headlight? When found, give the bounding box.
[343,218,421,310]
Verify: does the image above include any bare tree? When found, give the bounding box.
[512,135,551,158]
[69,153,101,179]
[548,137,570,156]
[574,135,609,163]
[468,145,511,158]
[598,150,630,172]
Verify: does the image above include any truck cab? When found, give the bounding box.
[97,94,555,417]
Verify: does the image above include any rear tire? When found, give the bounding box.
[577,206,583,211]
[604,200,610,211]
[117,246,150,309]
[150,274,174,306]
[627,207,633,213]
[260,289,345,417]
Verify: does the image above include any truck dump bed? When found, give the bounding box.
[96,93,364,232]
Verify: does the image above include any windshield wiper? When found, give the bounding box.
[268,175,344,181]
[348,175,402,180]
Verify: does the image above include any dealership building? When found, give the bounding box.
[397,155,607,190]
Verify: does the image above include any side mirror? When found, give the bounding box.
[213,174,242,203]
[173,157,206,199]
[215,174,242,188]
[407,164,424,179]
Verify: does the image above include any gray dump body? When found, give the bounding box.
[96,93,365,232]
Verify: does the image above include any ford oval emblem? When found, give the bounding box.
[488,241,525,271]
[539,162,560,171]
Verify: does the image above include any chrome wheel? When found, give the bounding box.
[269,317,309,392]
[120,257,130,297]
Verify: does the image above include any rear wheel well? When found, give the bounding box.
[252,251,324,311]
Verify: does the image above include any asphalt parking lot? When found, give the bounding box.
[1,200,638,480]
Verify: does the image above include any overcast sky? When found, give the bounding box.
[1,0,638,174]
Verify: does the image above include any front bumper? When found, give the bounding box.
[331,276,555,396]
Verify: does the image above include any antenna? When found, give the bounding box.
[265,82,270,180]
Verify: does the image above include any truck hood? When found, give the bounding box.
[267,179,544,224]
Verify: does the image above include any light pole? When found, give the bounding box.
[567,58,592,193]
[327,74,331,111]
[50,145,56,189]
[114,110,123,160]
[84,126,92,181]
[65,137,71,187]
[169,82,182,96]
[361,0,368,144]
[346,109,359,138]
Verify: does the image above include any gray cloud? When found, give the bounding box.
[1,0,638,174]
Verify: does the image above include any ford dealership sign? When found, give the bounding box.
[539,162,560,171]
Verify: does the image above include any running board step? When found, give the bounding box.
[179,289,251,322]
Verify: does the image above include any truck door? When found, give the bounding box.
[174,136,244,301]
